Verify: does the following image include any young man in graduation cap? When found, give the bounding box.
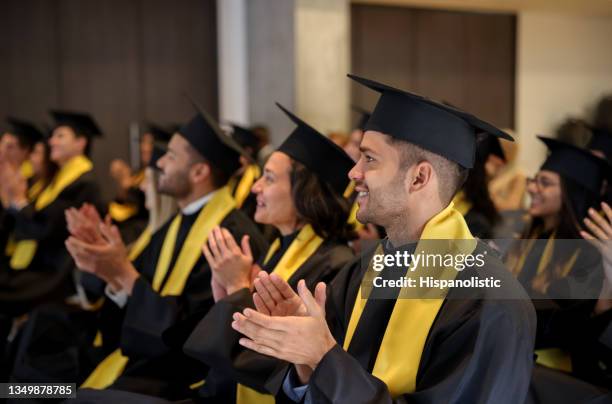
[62,104,267,400]
[229,75,537,403]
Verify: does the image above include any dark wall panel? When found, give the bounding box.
[0,0,59,124]
[140,0,218,124]
[57,0,141,192]
[413,9,468,106]
[0,0,218,199]
[351,4,516,130]
[463,12,515,127]
[351,5,415,111]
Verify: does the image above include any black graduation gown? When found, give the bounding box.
[464,208,495,239]
[177,235,354,403]
[10,206,267,399]
[283,241,536,404]
[524,365,611,404]
[94,207,267,399]
[0,205,14,268]
[113,186,149,245]
[0,170,103,315]
[511,237,610,390]
[62,241,535,404]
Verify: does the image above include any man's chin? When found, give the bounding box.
[157,185,172,196]
[356,210,371,226]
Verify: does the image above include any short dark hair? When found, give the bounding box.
[289,159,354,241]
[12,133,36,152]
[462,154,500,229]
[184,142,231,189]
[387,137,468,204]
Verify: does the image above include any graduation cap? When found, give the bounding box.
[276,103,354,195]
[347,74,513,169]
[539,136,610,193]
[178,98,243,176]
[588,128,612,162]
[146,123,175,144]
[476,134,505,162]
[351,105,371,131]
[5,117,44,148]
[50,110,103,138]
[230,124,259,153]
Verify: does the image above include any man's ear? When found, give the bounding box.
[190,161,211,184]
[75,136,88,154]
[407,161,433,193]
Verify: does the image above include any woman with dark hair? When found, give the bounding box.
[507,137,606,291]
[28,137,58,200]
[171,104,356,404]
[453,135,503,239]
[506,136,611,401]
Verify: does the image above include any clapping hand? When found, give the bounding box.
[202,226,260,299]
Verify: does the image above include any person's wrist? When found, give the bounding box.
[118,261,139,295]
[10,196,28,210]
[295,364,313,385]
[308,333,336,371]
[225,277,252,295]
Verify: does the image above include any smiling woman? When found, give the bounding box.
[505,135,610,392]
[183,103,356,404]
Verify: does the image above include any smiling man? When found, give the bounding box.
[230,75,537,404]
[62,105,268,401]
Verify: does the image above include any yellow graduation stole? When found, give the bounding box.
[19,160,34,180]
[232,164,261,209]
[343,180,364,232]
[108,201,138,223]
[9,156,93,270]
[27,179,46,201]
[81,186,237,390]
[127,227,152,262]
[236,225,324,404]
[451,190,472,216]
[343,202,475,397]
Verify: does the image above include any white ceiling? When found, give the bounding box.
[353,0,612,16]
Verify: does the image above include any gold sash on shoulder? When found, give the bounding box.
[343,202,475,397]
[10,156,93,270]
[232,164,261,209]
[127,227,152,262]
[451,190,473,216]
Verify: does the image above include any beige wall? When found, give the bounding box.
[516,12,612,174]
[296,0,350,134]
